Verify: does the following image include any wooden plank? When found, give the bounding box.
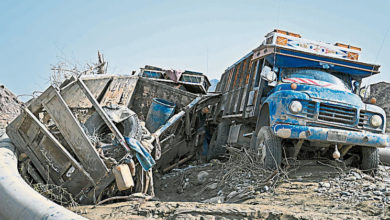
[100,76,139,107]
[43,89,108,180]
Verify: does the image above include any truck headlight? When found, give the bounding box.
[370,115,383,128]
[289,101,302,114]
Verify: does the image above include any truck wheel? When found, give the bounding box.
[361,146,379,173]
[254,126,282,170]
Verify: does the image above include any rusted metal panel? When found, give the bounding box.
[100,76,139,107]
[7,113,54,184]
[43,89,108,180]
[61,77,112,108]
[130,78,197,120]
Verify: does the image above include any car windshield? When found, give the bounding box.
[282,68,351,91]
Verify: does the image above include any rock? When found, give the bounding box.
[177,187,184,194]
[197,171,209,185]
[207,183,218,190]
[183,182,190,190]
[263,185,270,192]
[352,172,362,180]
[373,191,382,196]
[227,191,239,200]
[202,195,224,203]
[344,176,357,181]
[362,174,375,182]
[210,159,221,165]
[319,182,331,188]
[340,191,351,197]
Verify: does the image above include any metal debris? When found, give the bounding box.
[6,72,219,204]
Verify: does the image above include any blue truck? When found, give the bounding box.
[208,29,389,172]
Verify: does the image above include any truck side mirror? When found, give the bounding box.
[359,86,370,99]
[261,66,277,83]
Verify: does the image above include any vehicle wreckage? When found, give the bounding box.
[5,66,218,205]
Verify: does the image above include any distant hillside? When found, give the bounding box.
[208,79,219,92]
[370,81,390,132]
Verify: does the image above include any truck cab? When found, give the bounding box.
[209,29,389,172]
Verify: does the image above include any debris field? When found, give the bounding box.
[2,65,390,219]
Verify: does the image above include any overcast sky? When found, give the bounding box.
[1,0,390,97]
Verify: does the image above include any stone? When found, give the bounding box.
[320,182,331,188]
[352,172,362,180]
[202,195,224,203]
[183,182,190,190]
[227,191,239,200]
[207,183,218,190]
[197,171,209,185]
[362,175,375,182]
[344,176,357,181]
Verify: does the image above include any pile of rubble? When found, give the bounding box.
[0,85,22,129]
[316,167,390,206]
[155,146,283,204]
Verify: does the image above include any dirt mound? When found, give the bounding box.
[0,85,22,129]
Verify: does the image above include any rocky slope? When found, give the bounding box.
[0,85,22,129]
[370,81,390,131]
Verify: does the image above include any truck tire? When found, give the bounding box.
[254,126,282,170]
[361,146,379,173]
[84,110,142,141]
[206,122,229,160]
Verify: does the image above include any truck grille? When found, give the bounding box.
[358,110,382,132]
[302,100,316,118]
[358,110,370,128]
[318,103,356,125]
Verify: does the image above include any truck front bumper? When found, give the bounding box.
[272,124,389,147]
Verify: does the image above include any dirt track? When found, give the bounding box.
[72,158,390,219]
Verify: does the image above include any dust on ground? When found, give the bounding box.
[72,147,390,219]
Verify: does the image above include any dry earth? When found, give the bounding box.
[72,154,390,219]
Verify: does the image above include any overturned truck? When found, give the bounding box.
[7,73,218,204]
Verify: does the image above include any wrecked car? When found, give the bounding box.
[6,72,218,204]
[208,29,389,172]
[140,65,211,94]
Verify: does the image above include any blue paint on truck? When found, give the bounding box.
[210,29,388,170]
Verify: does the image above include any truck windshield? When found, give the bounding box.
[282,68,351,91]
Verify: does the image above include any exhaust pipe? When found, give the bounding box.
[0,134,86,220]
